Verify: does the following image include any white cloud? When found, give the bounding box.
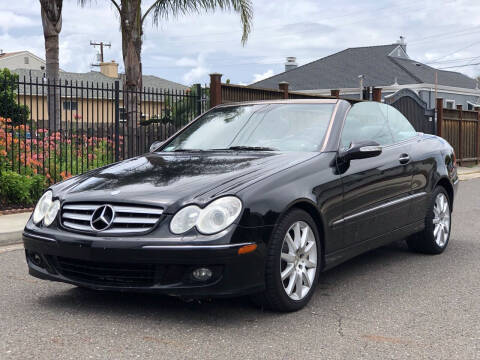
[176,57,198,67]
[0,11,35,31]
[183,65,210,84]
[180,53,211,84]
[253,69,274,83]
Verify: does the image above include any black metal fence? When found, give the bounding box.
[0,74,209,184]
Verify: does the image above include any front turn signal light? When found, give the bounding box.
[238,244,257,255]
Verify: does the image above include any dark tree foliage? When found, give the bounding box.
[0,69,30,126]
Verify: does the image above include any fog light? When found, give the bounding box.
[29,251,44,267]
[192,267,213,281]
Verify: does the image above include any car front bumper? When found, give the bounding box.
[23,229,266,298]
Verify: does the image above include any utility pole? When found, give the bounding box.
[90,41,111,66]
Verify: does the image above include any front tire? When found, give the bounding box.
[407,186,451,254]
[252,209,321,312]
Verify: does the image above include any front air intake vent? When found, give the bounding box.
[61,203,163,235]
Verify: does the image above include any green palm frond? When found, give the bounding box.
[148,0,253,44]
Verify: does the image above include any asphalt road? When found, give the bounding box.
[1,180,479,360]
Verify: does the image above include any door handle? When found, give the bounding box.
[399,154,410,164]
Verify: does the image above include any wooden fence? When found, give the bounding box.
[437,99,480,165]
[209,73,360,107]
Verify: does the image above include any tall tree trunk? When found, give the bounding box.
[40,0,62,132]
[121,0,142,158]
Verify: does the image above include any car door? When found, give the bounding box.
[336,102,413,250]
[386,105,429,224]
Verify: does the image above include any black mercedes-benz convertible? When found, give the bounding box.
[23,99,458,311]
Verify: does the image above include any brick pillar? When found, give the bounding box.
[457,104,463,164]
[209,73,223,107]
[372,88,382,102]
[436,98,443,137]
[330,89,340,98]
[278,81,289,99]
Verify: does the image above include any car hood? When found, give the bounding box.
[53,151,318,212]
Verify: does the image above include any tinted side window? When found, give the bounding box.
[340,102,393,149]
[386,106,417,142]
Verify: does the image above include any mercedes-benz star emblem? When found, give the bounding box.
[90,205,115,231]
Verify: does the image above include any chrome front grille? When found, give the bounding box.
[61,203,164,235]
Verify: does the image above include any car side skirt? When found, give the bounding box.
[323,219,424,271]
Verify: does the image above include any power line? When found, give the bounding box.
[424,56,480,64]
[426,40,480,64]
[409,26,480,45]
[438,62,480,69]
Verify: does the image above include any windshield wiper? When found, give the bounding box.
[172,148,205,152]
[212,146,277,151]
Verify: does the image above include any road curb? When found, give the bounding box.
[459,172,480,181]
[457,166,480,179]
[0,212,30,247]
[0,230,24,247]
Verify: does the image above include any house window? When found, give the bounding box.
[467,102,479,111]
[445,100,455,109]
[63,101,78,111]
[24,57,29,65]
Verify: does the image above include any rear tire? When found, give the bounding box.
[251,209,321,312]
[406,186,451,254]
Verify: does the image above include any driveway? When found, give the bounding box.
[1,179,479,359]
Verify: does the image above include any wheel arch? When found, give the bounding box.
[280,199,326,270]
[435,176,454,208]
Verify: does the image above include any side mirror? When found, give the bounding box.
[149,140,165,153]
[340,140,382,161]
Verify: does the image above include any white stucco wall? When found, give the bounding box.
[0,52,45,71]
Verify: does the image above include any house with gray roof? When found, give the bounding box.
[8,60,188,125]
[13,61,188,94]
[252,38,480,110]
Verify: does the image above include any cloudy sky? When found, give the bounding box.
[2,0,480,86]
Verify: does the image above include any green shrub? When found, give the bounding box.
[29,174,47,202]
[0,171,46,207]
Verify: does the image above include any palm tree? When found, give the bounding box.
[39,0,63,130]
[79,0,252,157]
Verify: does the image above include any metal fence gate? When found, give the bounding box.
[385,88,435,134]
[1,75,209,185]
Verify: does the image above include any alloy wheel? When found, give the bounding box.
[280,221,317,301]
[433,193,450,248]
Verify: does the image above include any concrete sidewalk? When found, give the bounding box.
[0,212,30,246]
[457,165,480,180]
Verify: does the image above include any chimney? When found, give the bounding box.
[285,57,297,72]
[100,60,118,78]
[397,36,407,53]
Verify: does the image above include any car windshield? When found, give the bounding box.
[162,103,336,152]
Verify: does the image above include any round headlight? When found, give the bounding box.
[43,200,60,227]
[197,196,242,234]
[170,205,201,234]
[32,191,53,224]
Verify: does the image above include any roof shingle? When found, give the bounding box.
[252,44,477,91]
